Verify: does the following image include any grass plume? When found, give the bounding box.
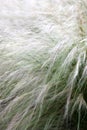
[0,0,87,130]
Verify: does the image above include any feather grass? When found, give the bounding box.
[0,0,87,130]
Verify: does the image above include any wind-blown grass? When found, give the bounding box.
[0,0,87,130]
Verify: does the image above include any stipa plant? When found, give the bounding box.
[0,0,87,130]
